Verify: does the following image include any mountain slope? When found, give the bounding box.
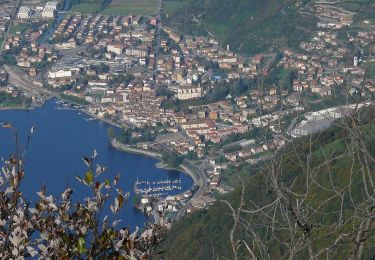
[163,0,318,54]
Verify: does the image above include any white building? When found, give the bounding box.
[177,85,202,100]
[55,41,76,50]
[354,56,358,67]
[17,6,31,19]
[107,44,123,55]
[48,69,72,79]
[42,1,58,18]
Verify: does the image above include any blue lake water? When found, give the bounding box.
[0,100,193,228]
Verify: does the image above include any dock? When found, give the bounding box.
[134,177,182,197]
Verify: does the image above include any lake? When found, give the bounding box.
[0,99,193,228]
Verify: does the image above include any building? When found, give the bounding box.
[177,85,202,100]
[181,119,216,134]
[48,69,72,79]
[353,56,358,67]
[42,2,58,18]
[125,48,147,57]
[17,6,31,19]
[107,44,123,55]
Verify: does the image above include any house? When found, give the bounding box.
[29,67,37,77]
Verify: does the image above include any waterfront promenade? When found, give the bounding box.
[111,138,161,158]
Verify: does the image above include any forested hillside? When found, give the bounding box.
[163,0,318,54]
[158,105,375,259]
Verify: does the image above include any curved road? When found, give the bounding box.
[176,160,207,220]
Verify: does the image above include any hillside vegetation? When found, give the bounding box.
[163,0,318,55]
[158,106,375,259]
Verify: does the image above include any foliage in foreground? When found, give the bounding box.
[0,123,165,259]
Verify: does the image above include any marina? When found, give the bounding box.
[134,177,183,197]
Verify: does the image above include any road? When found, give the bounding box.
[153,0,163,80]
[4,65,55,98]
[175,159,208,220]
[1,0,21,52]
[286,116,298,134]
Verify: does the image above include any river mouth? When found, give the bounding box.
[0,99,193,228]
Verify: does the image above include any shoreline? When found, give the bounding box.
[1,97,203,197]
[0,106,32,110]
[1,97,204,222]
[110,138,200,187]
[111,138,203,220]
[155,161,182,171]
[0,96,126,131]
[80,109,123,129]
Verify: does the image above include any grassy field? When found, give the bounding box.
[101,0,158,15]
[9,24,32,34]
[163,0,186,15]
[70,2,101,13]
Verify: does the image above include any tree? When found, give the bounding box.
[107,127,116,141]
[162,151,182,168]
[2,54,17,66]
[155,85,174,98]
[223,106,375,259]
[97,62,110,74]
[231,78,248,96]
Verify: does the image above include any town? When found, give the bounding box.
[0,0,374,228]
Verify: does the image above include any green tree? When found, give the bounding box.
[107,127,116,141]
[162,151,182,167]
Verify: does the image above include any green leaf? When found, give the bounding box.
[84,170,94,185]
[105,178,110,187]
[77,237,86,254]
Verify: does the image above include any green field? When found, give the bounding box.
[9,24,32,34]
[70,0,158,15]
[101,0,158,15]
[70,2,101,13]
[163,0,186,15]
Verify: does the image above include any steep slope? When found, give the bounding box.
[163,0,318,54]
[158,106,375,259]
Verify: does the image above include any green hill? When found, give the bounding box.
[157,106,375,259]
[163,0,318,55]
